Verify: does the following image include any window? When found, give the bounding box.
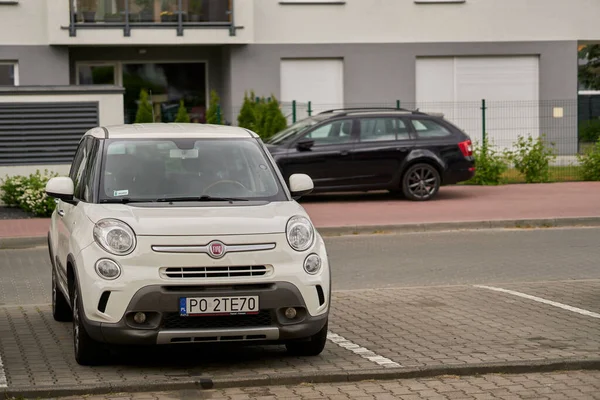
[359,118,410,142]
[0,62,17,86]
[99,138,286,202]
[410,119,452,139]
[69,138,91,200]
[77,64,116,85]
[304,120,353,145]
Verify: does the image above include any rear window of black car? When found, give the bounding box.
[410,118,453,139]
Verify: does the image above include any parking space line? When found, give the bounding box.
[327,331,403,368]
[474,285,600,319]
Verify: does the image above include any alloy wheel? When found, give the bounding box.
[407,166,438,200]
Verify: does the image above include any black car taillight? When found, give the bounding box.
[458,140,473,157]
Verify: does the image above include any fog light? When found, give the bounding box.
[95,259,121,280]
[303,254,322,275]
[284,307,297,319]
[134,312,146,324]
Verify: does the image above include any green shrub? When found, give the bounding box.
[505,134,557,183]
[577,138,600,181]
[205,90,222,124]
[134,89,154,123]
[0,169,59,217]
[174,99,190,123]
[468,138,508,185]
[258,95,288,140]
[237,91,258,131]
[579,119,600,143]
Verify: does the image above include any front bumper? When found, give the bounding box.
[82,282,328,345]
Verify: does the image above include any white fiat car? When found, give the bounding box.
[45,123,330,366]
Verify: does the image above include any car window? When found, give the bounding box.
[359,118,410,142]
[410,119,452,138]
[99,138,286,202]
[304,120,353,145]
[69,137,90,200]
[266,117,320,145]
[82,139,100,202]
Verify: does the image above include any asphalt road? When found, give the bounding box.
[1,227,599,305]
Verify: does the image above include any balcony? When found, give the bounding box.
[67,0,237,37]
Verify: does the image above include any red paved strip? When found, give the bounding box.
[0,218,50,239]
[1,182,599,238]
[301,182,600,228]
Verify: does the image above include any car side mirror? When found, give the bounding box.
[296,139,314,151]
[45,177,75,203]
[289,173,314,199]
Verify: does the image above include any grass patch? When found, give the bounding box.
[461,166,581,185]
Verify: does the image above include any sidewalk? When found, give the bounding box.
[1,182,600,242]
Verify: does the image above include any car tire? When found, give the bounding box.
[52,268,72,322]
[72,282,107,366]
[285,320,328,357]
[401,163,441,201]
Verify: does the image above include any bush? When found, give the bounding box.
[174,99,190,123]
[577,138,600,181]
[505,134,557,183]
[0,169,59,217]
[134,89,154,123]
[237,91,258,131]
[468,138,508,185]
[579,119,600,143]
[205,90,222,124]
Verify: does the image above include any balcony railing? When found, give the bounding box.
[68,0,236,37]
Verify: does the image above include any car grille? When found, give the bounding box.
[161,265,271,279]
[161,310,273,329]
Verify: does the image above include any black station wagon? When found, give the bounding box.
[265,108,476,201]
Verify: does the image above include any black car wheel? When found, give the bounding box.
[402,163,441,201]
[52,268,72,322]
[286,320,328,357]
[72,282,106,365]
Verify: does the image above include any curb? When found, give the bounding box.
[0,235,46,250]
[2,217,600,249]
[3,357,600,399]
[317,216,600,237]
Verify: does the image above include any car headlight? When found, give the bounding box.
[93,219,136,255]
[286,215,314,252]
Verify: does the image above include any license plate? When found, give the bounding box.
[179,296,259,316]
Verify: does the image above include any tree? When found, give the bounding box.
[237,90,258,130]
[254,95,287,140]
[174,99,190,123]
[205,90,221,124]
[134,89,154,123]
[579,44,600,90]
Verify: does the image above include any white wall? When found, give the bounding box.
[0,0,48,45]
[254,0,600,44]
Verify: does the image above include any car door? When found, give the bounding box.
[278,118,359,190]
[55,137,93,284]
[350,116,416,188]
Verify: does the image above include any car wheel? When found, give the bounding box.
[401,163,441,201]
[52,268,72,322]
[72,282,106,366]
[285,320,328,357]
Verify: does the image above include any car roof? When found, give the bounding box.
[316,108,445,118]
[84,123,259,140]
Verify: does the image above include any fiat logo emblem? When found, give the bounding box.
[207,240,227,259]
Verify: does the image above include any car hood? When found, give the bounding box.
[82,201,310,236]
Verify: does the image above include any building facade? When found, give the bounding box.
[0,0,598,152]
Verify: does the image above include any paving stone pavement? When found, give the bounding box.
[1,281,599,395]
[41,370,600,399]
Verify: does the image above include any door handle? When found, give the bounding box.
[57,209,65,217]
[396,147,409,152]
[339,150,350,156]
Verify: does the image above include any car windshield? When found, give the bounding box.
[99,138,287,203]
[265,117,322,145]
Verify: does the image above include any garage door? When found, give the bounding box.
[280,58,344,121]
[416,56,540,148]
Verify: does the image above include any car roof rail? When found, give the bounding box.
[318,107,414,115]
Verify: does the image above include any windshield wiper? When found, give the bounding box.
[157,195,248,203]
[100,197,150,204]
